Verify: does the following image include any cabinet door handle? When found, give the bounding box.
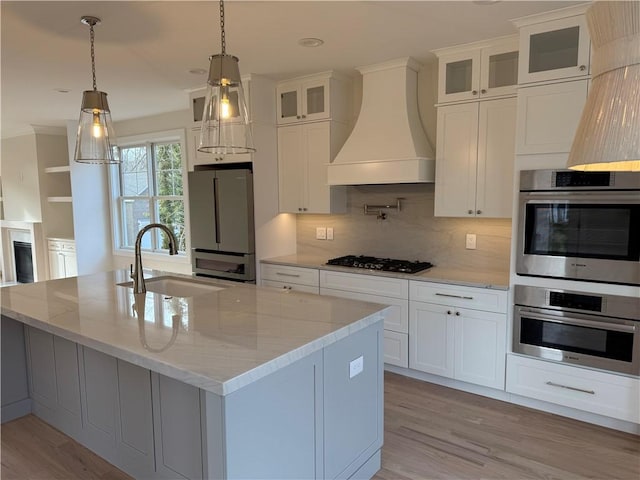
[296,115,301,119]
[435,293,474,300]
[455,311,460,316]
[472,90,478,95]
[481,89,487,94]
[276,272,301,278]
[476,209,482,214]
[298,207,302,211]
[302,114,307,118]
[302,207,307,211]
[447,310,452,315]
[468,210,473,215]
[579,65,586,71]
[546,381,595,395]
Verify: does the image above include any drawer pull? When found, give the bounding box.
[435,293,473,300]
[545,381,595,395]
[276,272,301,278]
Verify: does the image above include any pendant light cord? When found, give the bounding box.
[89,22,97,91]
[220,0,226,55]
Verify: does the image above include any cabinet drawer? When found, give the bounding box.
[48,239,75,252]
[320,271,408,299]
[506,354,640,423]
[262,280,319,295]
[261,264,319,287]
[384,331,408,368]
[320,287,408,333]
[409,281,507,313]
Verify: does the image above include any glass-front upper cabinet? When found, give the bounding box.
[435,36,519,104]
[276,77,330,125]
[517,14,590,84]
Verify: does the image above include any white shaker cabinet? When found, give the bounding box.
[48,238,77,279]
[409,282,508,390]
[516,13,590,85]
[278,121,347,214]
[276,72,350,125]
[434,36,519,104]
[435,97,516,218]
[515,79,588,155]
[261,264,320,294]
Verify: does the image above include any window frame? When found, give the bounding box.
[109,129,190,263]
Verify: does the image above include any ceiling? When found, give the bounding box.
[1,0,583,138]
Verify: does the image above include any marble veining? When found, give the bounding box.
[1,270,388,396]
[261,254,509,290]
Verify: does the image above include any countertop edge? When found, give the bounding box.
[260,256,510,291]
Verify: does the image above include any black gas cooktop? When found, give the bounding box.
[326,255,433,274]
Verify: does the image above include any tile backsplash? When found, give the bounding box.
[297,184,511,273]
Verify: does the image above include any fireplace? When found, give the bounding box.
[13,241,34,283]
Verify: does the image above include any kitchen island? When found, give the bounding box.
[1,269,388,480]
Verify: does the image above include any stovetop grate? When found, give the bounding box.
[326,255,433,274]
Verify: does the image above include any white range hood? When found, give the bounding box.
[328,57,435,185]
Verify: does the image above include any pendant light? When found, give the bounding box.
[198,0,255,155]
[567,1,640,172]
[74,16,119,164]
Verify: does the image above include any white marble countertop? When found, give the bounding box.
[1,270,388,396]
[261,254,510,290]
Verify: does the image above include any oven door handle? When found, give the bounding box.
[519,310,636,333]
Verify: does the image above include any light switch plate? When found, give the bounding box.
[326,227,334,240]
[349,355,364,378]
[316,227,327,240]
[465,233,477,250]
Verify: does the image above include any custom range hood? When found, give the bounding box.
[328,57,435,185]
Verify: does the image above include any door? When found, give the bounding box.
[277,83,301,125]
[476,97,517,218]
[435,102,479,217]
[304,122,331,213]
[454,308,506,389]
[301,78,330,122]
[278,125,305,213]
[215,169,254,254]
[188,170,218,250]
[480,41,519,99]
[437,50,481,104]
[49,249,64,280]
[409,302,455,378]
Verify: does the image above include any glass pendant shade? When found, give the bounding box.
[74,90,119,164]
[567,1,640,172]
[198,53,255,155]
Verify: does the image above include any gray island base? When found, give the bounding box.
[1,270,387,479]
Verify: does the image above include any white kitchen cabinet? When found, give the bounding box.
[435,97,516,218]
[409,281,508,389]
[515,79,588,155]
[434,36,519,104]
[48,238,77,279]
[506,354,640,423]
[186,128,251,170]
[278,121,347,214]
[320,270,409,368]
[516,13,590,85]
[261,264,320,294]
[276,72,350,125]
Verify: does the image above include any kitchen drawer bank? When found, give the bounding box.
[1,270,387,480]
[261,258,508,385]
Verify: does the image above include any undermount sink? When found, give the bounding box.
[118,276,226,297]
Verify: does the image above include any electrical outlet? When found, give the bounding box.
[465,233,477,250]
[349,356,364,379]
[316,227,327,240]
[326,227,334,240]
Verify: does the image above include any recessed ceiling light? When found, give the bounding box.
[298,38,324,48]
[54,88,71,93]
[188,68,207,75]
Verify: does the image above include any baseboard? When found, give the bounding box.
[1,398,32,423]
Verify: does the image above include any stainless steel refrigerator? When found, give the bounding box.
[187,166,255,282]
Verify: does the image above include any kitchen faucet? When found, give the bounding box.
[131,223,179,294]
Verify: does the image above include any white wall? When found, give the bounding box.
[0,134,42,222]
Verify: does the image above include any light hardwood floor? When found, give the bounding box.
[2,372,639,479]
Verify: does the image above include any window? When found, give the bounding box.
[112,131,187,255]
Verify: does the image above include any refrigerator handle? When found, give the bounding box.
[213,176,221,245]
